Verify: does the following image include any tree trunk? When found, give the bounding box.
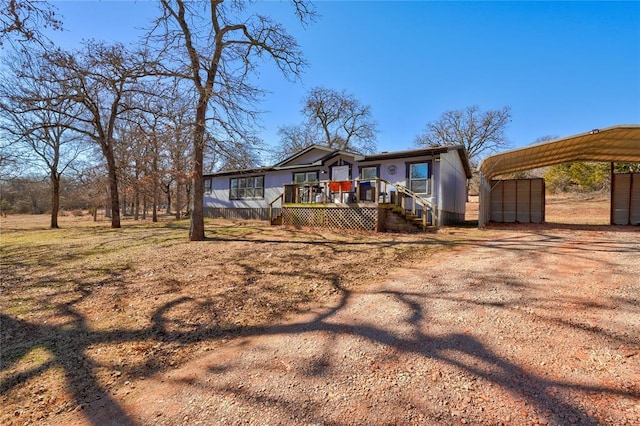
[142,196,147,220]
[189,102,206,240]
[105,192,111,218]
[189,143,205,240]
[134,185,140,221]
[175,178,181,220]
[105,149,121,228]
[50,172,60,229]
[152,147,159,223]
[152,188,157,222]
[166,184,172,215]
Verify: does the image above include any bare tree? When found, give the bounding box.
[273,87,378,162]
[272,124,320,162]
[0,0,63,48]
[214,139,263,172]
[0,52,85,228]
[40,41,158,228]
[303,86,378,154]
[415,105,511,166]
[76,163,108,221]
[163,101,192,219]
[149,0,313,241]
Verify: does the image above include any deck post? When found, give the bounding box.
[382,181,387,203]
[374,179,379,203]
[324,181,328,204]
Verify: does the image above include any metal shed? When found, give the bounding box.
[478,124,640,227]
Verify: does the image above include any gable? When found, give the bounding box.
[275,145,336,167]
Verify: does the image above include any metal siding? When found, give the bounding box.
[516,180,531,223]
[490,180,503,222]
[438,151,468,216]
[489,178,545,224]
[502,180,517,223]
[612,174,631,225]
[530,179,545,223]
[631,174,640,225]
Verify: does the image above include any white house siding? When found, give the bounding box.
[360,157,439,218]
[437,150,468,224]
[205,170,291,219]
[203,146,471,226]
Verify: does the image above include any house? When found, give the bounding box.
[204,145,472,231]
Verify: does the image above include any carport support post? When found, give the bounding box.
[610,162,615,225]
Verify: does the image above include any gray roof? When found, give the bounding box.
[206,144,473,178]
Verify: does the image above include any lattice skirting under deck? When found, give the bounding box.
[282,206,382,231]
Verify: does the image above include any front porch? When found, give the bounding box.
[269,178,437,232]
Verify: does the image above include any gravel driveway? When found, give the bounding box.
[86,226,640,425]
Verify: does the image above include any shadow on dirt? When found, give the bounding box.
[1,228,638,425]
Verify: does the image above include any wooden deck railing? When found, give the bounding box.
[273,178,439,228]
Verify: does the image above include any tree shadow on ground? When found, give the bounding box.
[1,228,638,424]
[3,276,637,425]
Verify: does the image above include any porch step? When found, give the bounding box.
[384,206,434,233]
[270,216,283,225]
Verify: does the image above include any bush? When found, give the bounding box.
[545,162,609,194]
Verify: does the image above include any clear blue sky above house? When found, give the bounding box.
[44,1,639,164]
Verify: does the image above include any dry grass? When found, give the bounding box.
[1,214,469,424]
[0,194,621,424]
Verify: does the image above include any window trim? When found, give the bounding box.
[406,160,432,195]
[229,175,265,200]
[358,165,380,180]
[292,170,319,184]
[328,160,352,181]
[204,177,213,195]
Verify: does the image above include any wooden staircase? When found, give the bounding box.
[383,204,436,233]
[269,194,284,225]
[270,214,283,225]
[382,182,438,232]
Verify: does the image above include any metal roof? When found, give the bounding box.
[480,124,640,179]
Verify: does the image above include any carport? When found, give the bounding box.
[478,124,640,227]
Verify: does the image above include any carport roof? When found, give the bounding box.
[480,124,640,179]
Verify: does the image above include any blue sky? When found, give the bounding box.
[45,1,639,162]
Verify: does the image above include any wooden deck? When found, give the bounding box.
[270,179,437,232]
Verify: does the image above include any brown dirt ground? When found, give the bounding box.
[1,194,639,425]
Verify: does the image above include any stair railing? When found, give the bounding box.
[378,179,438,229]
[268,193,284,224]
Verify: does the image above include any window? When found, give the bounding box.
[204,178,213,194]
[360,166,378,180]
[229,176,264,199]
[293,171,319,184]
[409,162,430,194]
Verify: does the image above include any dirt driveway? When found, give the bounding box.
[70,225,639,426]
